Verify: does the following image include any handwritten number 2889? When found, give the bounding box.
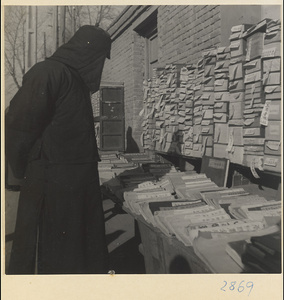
[221,280,254,296]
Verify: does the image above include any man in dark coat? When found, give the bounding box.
[5,25,111,274]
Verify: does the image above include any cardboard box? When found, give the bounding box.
[265,120,281,141]
[264,141,281,156]
[263,155,281,173]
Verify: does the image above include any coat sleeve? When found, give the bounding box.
[5,62,62,179]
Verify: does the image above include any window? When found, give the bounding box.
[146,29,158,78]
[135,10,158,79]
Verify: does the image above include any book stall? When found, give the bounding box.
[98,151,281,273]
[97,18,282,274]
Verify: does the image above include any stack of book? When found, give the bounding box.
[173,173,219,200]
[182,64,195,156]
[213,46,230,159]
[200,48,216,157]
[192,59,204,157]
[226,230,281,273]
[228,24,252,165]
[242,21,267,172]
[118,171,157,189]
[141,162,175,177]
[120,152,155,165]
[141,78,154,150]
[139,18,281,178]
[229,199,281,224]
[154,201,225,245]
[123,178,176,216]
[98,152,134,183]
[262,19,281,173]
[121,166,280,249]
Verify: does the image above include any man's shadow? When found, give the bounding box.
[125,126,140,153]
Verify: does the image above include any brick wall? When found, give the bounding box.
[102,5,266,152]
[157,6,221,65]
[102,28,145,149]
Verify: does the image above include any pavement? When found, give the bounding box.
[4,189,145,274]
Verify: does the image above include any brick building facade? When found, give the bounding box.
[102,5,280,151]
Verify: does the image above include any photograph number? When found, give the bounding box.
[221,280,254,296]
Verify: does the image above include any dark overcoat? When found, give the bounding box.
[6,26,111,274]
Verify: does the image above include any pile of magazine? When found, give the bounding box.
[123,170,281,247]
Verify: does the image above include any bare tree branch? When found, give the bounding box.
[5,53,21,89]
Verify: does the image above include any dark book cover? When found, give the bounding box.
[200,156,229,187]
[243,244,281,273]
[242,251,281,273]
[251,231,281,254]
